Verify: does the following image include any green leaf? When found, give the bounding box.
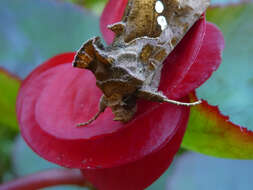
[182,93,253,159]
[63,0,107,14]
[198,3,253,130]
[0,69,20,131]
[0,68,20,181]
[183,3,253,158]
[85,0,107,14]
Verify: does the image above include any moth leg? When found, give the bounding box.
[136,89,201,106]
[77,95,107,127]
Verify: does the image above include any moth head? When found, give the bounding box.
[73,52,93,69]
[72,38,97,69]
[73,37,114,72]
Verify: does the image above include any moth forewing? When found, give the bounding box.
[73,0,209,126]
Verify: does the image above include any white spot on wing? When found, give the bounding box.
[157,16,167,30]
[155,1,164,14]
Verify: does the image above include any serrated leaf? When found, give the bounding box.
[184,3,253,158]
[197,3,253,130]
[182,93,253,159]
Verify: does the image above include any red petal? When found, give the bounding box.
[168,22,225,98]
[159,17,206,99]
[82,117,187,190]
[100,0,128,44]
[17,53,190,169]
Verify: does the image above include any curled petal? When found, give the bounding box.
[17,53,190,169]
[167,22,225,98]
[82,116,188,190]
[159,17,206,99]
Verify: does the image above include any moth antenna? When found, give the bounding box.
[136,89,201,106]
[163,98,202,106]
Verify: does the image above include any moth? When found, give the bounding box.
[73,0,210,126]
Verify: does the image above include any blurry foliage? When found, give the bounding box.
[12,136,87,190]
[65,0,107,14]
[167,152,253,190]
[0,70,20,130]
[63,0,248,14]
[0,69,20,181]
[0,0,100,79]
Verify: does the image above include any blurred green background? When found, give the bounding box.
[0,0,253,189]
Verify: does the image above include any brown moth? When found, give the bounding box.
[73,0,210,126]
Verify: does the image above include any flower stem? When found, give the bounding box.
[0,168,94,190]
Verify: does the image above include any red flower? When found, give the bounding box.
[16,0,224,189]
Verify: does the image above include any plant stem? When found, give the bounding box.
[0,168,93,190]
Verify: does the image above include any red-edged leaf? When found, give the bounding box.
[182,92,253,159]
[167,22,225,99]
[198,4,253,129]
[17,53,190,169]
[100,0,128,44]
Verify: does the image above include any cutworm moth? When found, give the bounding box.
[73,0,210,126]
